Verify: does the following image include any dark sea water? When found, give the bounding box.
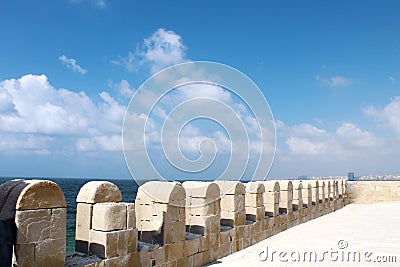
[0,177,138,254]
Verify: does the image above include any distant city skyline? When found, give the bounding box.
[0,1,399,179]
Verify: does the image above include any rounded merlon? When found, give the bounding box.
[76,181,122,204]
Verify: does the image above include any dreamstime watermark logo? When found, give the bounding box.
[122,61,276,202]
[258,240,397,264]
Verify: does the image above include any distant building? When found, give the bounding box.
[348,172,356,181]
[298,175,308,180]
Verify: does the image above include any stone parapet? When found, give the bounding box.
[0,179,66,267]
[1,178,357,267]
[348,181,400,203]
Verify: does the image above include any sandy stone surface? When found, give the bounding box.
[206,203,400,266]
[76,181,122,204]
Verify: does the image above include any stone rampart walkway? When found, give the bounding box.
[207,203,400,266]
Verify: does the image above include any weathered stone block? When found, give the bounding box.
[193,250,210,267]
[137,218,163,233]
[220,194,245,212]
[220,230,231,245]
[186,214,207,227]
[35,238,66,267]
[89,229,119,258]
[207,233,220,251]
[50,208,66,240]
[125,203,136,229]
[183,181,220,199]
[245,193,263,207]
[215,181,245,195]
[184,238,200,257]
[209,245,220,261]
[220,210,245,227]
[235,225,245,240]
[16,180,66,210]
[75,203,93,245]
[92,202,127,231]
[164,220,186,243]
[219,243,232,258]
[117,228,138,255]
[245,206,265,221]
[12,243,34,267]
[139,250,152,267]
[76,181,122,204]
[264,202,279,217]
[152,245,166,265]
[101,255,131,267]
[135,202,163,232]
[136,181,186,205]
[177,256,192,267]
[205,214,220,235]
[15,209,51,244]
[166,205,185,222]
[188,199,214,216]
[165,241,184,261]
[198,236,209,252]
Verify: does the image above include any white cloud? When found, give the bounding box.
[389,76,396,83]
[0,133,52,154]
[95,0,106,8]
[111,52,136,72]
[316,75,352,88]
[0,74,125,153]
[268,120,391,177]
[175,83,231,103]
[134,82,276,162]
[336,122,381,149]
[77,135,121,151]
[286,137,328,155]
[141,28,187,74]
[282,122,380,157]
[59,55,87,74]
[290,123,327,138]
[364,96,400,137]
[112,28,187,74]
[112,80,135,98]
[284,123,330,155]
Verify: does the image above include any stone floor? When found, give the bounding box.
[206,203,400,266]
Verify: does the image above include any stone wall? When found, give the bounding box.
[0,178,353,267]
[70,179,348,267]
[347,181,400,203]
[0,179,66,267]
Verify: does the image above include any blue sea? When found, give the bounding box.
[0,177,139,254]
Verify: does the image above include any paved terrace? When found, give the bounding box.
[207,203,400,266]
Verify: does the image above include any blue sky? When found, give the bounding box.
[0,0,399,179]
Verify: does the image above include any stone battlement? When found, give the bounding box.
[2,178,399,266]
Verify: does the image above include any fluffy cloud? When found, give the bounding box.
[316,75,352,88]
[364,96,400,137]
[284,123,330,155]
[144,83,273,156]
[110,79,135,99]
[282,122,380,157]
[112,28,187,74]
[95,0,106,8]
[0,133,52,154]
[0,74,125,153]
[286,137,328,155]
[267,120,391,177]
[59,55,87,74]
[336,122,381,149]
[141,28,187,74]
